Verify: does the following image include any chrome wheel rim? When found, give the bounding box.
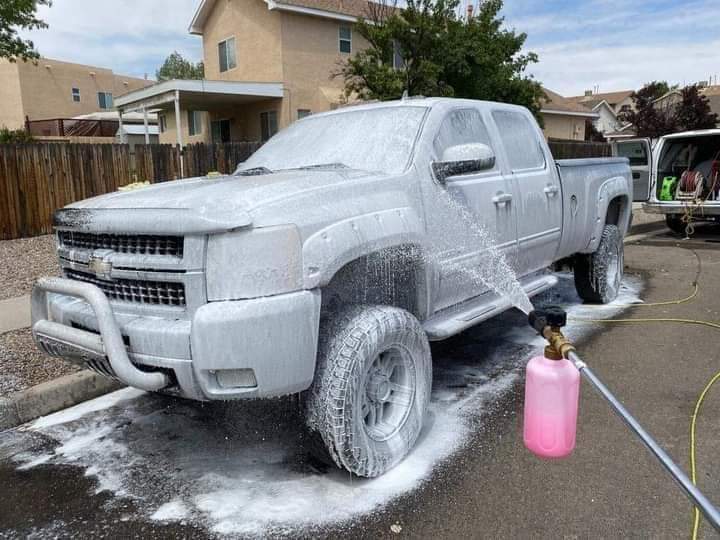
[362,347,416,442]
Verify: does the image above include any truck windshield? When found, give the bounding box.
[236,106,428,175]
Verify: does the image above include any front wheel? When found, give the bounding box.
[303,305,432,477]
[574,224,624,304]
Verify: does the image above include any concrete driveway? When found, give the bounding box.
[1,234,719,538]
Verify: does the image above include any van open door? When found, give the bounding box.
[612,138,652,201]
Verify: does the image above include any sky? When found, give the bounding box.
[18,0,720,96]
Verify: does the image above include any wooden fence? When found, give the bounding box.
[548,139,612,159]
[0,141,262,240]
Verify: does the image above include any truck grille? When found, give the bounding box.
[58,231,183,257]
[65,269,186,307]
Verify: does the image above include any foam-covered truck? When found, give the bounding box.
[32,98,632,476]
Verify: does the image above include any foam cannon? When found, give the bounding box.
[524,306,720,532]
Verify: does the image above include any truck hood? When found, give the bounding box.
[57,169,377,235]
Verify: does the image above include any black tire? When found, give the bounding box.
[303,305,431,477]
[666,214,687,235]
[574,224,624,304]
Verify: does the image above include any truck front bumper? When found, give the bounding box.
[643,201,720,217]
[32,277,321,400]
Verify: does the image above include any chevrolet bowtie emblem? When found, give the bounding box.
[88,255,112,279]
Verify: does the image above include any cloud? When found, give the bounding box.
[502,0,720,94]
[18,0,202,79]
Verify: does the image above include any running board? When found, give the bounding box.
[423,274,558,341]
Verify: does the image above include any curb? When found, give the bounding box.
[0,371,122,430]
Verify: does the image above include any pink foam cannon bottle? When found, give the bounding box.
[523,307,580,459]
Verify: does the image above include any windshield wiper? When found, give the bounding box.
[235,166,273,176]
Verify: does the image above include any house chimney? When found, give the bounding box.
[584,90,593,97]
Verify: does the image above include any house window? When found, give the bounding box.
[297,109,312,119]
[392,40,405,70]
[159,114,166,133]
[339,26,352,53]
[71,87,80,102]
[97,92,113,109]
[211,119,231,143]
[218,37,237,72]
[620,104,631,113]
[260,111,278,141]
[188,110,203,136]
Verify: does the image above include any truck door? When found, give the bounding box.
[429,107,518,311]
[490,109,562,276]
[612,138,652,201]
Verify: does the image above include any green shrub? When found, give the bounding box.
[0,127,34,143]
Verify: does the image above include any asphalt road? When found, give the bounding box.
[2,224,720,539]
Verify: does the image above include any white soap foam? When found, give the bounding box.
[12,273,643,537]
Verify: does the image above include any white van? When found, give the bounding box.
[614,129,720,233]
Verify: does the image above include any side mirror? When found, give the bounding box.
[432,143,496,183]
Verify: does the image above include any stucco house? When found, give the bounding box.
[116,0,373,146]
[539,88,598,140]
[0,57,152,131]
[652,85,720,126]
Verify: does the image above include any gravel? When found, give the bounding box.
[0,328,80,396]
[0,235,60,301]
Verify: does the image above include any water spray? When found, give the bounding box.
[523,306,720,532]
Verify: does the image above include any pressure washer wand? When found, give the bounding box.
[527,307,720,532]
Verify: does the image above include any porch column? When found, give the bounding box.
[143,107,150,144]
[174,90,184,177]
[118,108,125,144]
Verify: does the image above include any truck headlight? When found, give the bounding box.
[206,225,303,300]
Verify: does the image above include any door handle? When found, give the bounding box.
[492,193,513,205]
[543,185,559,196]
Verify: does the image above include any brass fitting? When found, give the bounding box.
[541,326,576,360]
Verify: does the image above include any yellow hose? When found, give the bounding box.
[569,245,717,538]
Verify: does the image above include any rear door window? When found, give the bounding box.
[491,110,546,171]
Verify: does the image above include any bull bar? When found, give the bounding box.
[31,277,169,391]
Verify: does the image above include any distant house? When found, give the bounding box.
[569,89,635,117]
[0,57,152,131]
[115,0,373,146]
[540,88,598,140]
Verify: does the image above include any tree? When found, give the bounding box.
[584,119,605,142]
[619,81,677,138]
[156,51,204,81]
[674,85,719,131]
[336,0,544,119]
[0,0,50,62]
[621,81,718,138]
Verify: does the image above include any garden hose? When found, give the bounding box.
[569,246,718,539]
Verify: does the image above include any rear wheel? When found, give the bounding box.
[303,305,431,477]
[666,214,687,235]
[574,224,624,304]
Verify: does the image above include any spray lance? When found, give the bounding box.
[523,306,720,532]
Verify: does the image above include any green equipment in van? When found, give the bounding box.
[660,176,678,201]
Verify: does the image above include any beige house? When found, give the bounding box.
[0,57,152,130]
[653,85,720,126]
[568,89,635,116]
[116,0,371,145]
[540,88,598,140]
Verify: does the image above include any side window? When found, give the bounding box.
[616,141,648,166]
[433,108,494,164]
[492,110,545,171]
[71,87,80,102]
[339,26,352,53]
[219,37,237,72]
[260,111,278,141]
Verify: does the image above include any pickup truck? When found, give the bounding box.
[613,129,720,234]
[32,98,632,477]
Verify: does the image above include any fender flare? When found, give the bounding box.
[302,207,427,290]
[585,176,631,253]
